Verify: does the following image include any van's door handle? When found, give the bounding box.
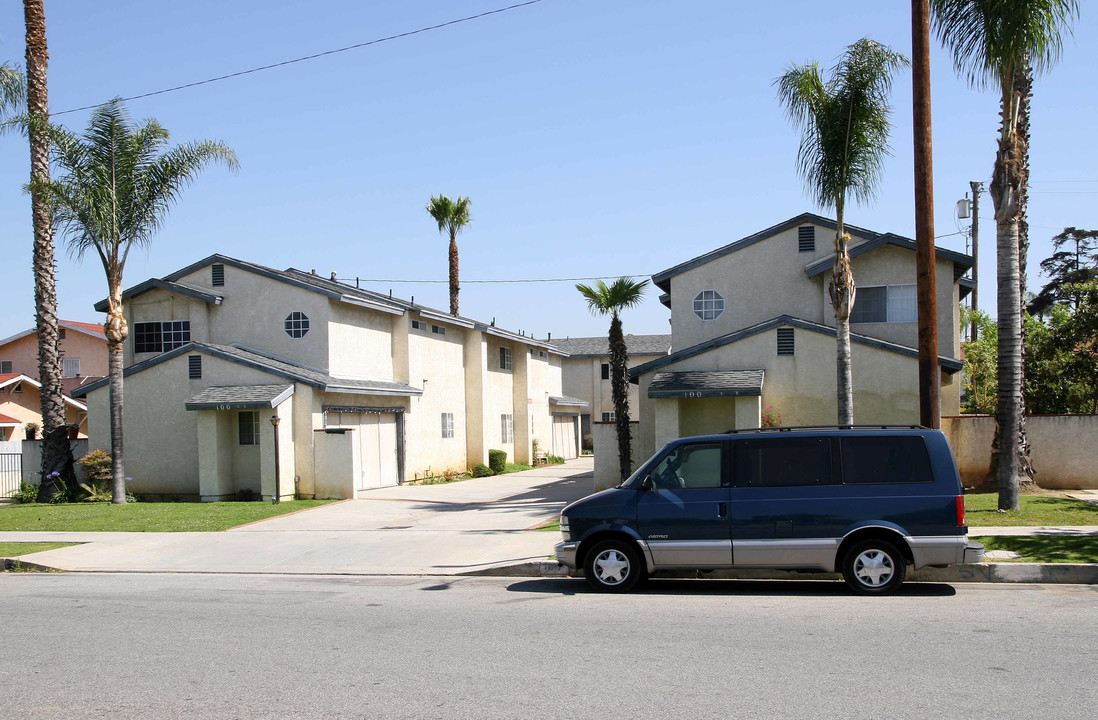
[718,502,727,519]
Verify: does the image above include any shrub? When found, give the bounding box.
[14,482,39,504]
[546,454,564,465]
[488,449,507,474]
[78,450,113,484]
[472,463,494,477]
[761,405,782,428]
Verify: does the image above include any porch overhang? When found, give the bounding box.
[185,384,295,411]
[648,370,764,399]
[549,394,588,408]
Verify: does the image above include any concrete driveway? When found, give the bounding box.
[0,458,595,576]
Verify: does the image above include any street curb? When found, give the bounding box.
[465,561,1098,584]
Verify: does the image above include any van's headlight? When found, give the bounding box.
[559,514,571,539]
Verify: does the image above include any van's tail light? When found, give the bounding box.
[956,495,966,527]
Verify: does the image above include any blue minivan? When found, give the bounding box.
[555,427,984,595]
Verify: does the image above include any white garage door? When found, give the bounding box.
[355,413,399,490]
[552,416,578,460]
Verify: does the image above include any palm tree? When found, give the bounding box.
[777,38,909,426]
[931,0,1079,511]
[23,0,73,498]
[426,194,472,315]
[35,100,238,503]
[576,277,648,483]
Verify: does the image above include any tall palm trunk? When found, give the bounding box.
[608,314,632,482]
[991,87,1025,511]
[104,275,128,503]
[448,232,459,315]
[830,207,856,426]
[25,0,71,495]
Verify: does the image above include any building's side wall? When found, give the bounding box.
[0,330,108,379]
[125,289,211,367]
[406,320,467,479]
[328,302,398,380]
[484,339,517,462]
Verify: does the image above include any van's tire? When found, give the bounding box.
[842,539,906,595]
[584,539,644,593]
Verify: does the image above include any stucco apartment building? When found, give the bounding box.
[73,255,582,501]
[0,320,106,439]
[549,334,670,450]
[628,212,973,460]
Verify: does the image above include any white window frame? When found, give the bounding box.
[851,284,917,324]
[431,324,446,336]
[238,411,260,446]
[693,290,725,320]
[602,412,616,423]
[501,414,514,444]
[499,347,512,371]
[441,412,454,439]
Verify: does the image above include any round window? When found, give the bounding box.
[693,290,724,320]
[284,311,310,338]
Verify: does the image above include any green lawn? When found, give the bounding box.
[965,494,1098,526]
[0,500,335,533]
[973,535,1098,564]
[0,541,79,557]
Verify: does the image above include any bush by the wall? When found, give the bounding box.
[472,463,494,477]
[14,482,39,504]
[78,450,112,485]
[488,450,507,474]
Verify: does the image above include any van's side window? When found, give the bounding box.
[840,436,932,484]
[734,438,832,487]
[650,442,723,490]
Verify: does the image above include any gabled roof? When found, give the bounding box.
[628,314,963,380]
[0,373,88,410]
[549,334,672,358]
[651,213,974,295]
[0,319,107,347]
[70,342,424,399]
[109,254,565,355]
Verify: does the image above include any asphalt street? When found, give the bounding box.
[2,573,1095,719]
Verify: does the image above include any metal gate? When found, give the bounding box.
[0,440,22,498]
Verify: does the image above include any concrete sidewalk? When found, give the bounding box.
[0,458,595,576]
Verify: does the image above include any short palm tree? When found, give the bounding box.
[931,0,1079,510]
[36,100,238,503]
[777,38,909,426]
[576,277,648,483]
[426,194,472,315]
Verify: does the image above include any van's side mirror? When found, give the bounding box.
[639,476,653,491]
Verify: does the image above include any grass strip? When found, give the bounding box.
[972,535,1098,564]
[965,495,1098,527]
[0,500,335,533]
[0,541,79,557]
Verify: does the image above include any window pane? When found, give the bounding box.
[851,286,886,323]
[734,438,832,487]
[841,436,932,484]
[887,284,917,322]
[651,442,723,489]
[133,322,163,353]
[238,412,259,446]
[693,290,725,320]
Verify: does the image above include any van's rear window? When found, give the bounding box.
[840,436,932,484]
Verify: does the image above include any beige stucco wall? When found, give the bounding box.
[635,326,958,459]
[126,289,211,367]
[406,320,467,478]
[669,224,829,349]
[560,352,664,421]
[530,350,563,460]
[328,302,398,380]
[942,414,1098,489]
[484,339,517,462]
[592,421,644,491]
[0,328,107,379]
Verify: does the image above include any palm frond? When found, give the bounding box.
[426,194,472,235]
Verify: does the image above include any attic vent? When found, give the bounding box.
[777,327,795,356]
[212,263,225,287]
[188,355,202,379]
[798,226,815,253]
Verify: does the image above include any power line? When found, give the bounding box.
[52,0,546,117]
[341,274,652,285]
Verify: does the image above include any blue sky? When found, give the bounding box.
[1,0,1095,342]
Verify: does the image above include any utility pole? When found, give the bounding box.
[969,181,983,340]
[912,0,939,429]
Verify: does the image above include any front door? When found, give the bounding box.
[636,440,732,568]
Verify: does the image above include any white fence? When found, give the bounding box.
[0,440,22,498]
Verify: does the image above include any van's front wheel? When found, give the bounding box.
[842,539,906,595]
[584,539,643,593]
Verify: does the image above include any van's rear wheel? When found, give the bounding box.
[584,539,643,593]
[842,539,906,595]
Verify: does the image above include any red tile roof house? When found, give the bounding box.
[0,319,108,405]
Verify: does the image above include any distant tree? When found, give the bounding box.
[35,100,238,502]
[960,307,997,415]
[576,278,648,483]
[931,0,1079,510]
[426,195,472,316]
[1028,227,1098,316]
[777,38,909,425]
[1048,281,1098,413]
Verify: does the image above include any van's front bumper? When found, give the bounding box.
[554,541,579,570]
